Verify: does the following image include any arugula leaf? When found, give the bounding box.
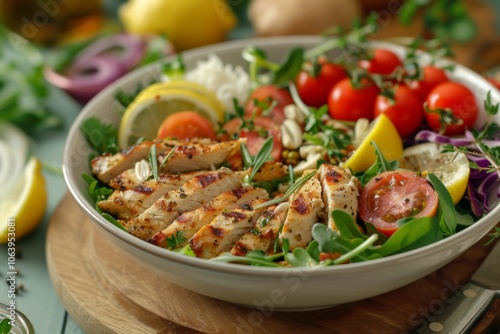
[80,117,119,155]
[332,210,367,240]
[376,216,442,256]
[285,247,320,267]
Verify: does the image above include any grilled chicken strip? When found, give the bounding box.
[230,201,288,256]
[123,168,246,240]
[190,198,269,259]
[151,187,269,248]
[98,171,206,221]
[280,170,325,250]
[92,139,242,183]
[108,167,144,190]
[317,163,360,231]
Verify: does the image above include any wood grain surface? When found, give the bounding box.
[46,195,499,334]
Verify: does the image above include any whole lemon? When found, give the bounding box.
[119,0,237,51]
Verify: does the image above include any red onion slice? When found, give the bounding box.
[73,34,146,72]
[414,130,474,146]
[45,55,126,104]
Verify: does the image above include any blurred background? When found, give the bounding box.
[1,0,500,105]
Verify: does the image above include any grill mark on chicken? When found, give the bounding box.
[92,139,242,183]
[293,195,310,215]
[123,169,246,240]
[151,187,269,248]
[230,203,287,256]
[135,184,153,194]
[317,163,360,231]
[98,171,205,221]
[280,171,324,250]
[190,198,268,259]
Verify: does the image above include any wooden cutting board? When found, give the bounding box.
[46,195,499,334]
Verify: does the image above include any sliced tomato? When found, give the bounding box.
[374,85,424,138]
[358,49,402,75]
[424,82,479,136]
[223,116,283,162]
[295,61,347,108]
[359,171,439,237]
[328,78,379,121]
[156,111,216,140]
[244,85,293,124]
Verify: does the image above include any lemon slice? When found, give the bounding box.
[0,157,47,243]
[341,114,403,173]
[118,85,225,149]
[137,80,223,107]
[401,142,470,204]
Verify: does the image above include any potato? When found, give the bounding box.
[249,0,362,36]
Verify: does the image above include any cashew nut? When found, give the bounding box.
[281,119,303,150]
[293,152,322,174]
[284,104,306,123]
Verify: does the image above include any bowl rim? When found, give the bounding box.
[63,35,500,277]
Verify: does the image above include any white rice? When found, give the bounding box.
[183,54,251,114]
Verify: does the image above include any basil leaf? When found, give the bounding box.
[427,173,457,235]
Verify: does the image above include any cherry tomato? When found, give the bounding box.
[358,49,402,75]
[244,85,293,124]
[408,66,449,102]
[374,85,424,138]
[295,61,347,108]
[424,82,479,136]
[328,78,379,122]
[156,111,216,140]
[359,171,439,237]
[223,116,283,162]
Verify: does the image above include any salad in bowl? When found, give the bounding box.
[63,18,500,309]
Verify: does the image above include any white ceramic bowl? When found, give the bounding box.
[63,36,500,310]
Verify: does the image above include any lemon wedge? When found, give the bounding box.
[0,157,47,243]
[401,142,470,204]
[341,114,403,173]
[118,83,225,149]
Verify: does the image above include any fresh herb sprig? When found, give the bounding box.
[242,137,274,184]
[289,83,352,163]
[0,24,62,136]
[80,117,120,155]
[242,46,305,88]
